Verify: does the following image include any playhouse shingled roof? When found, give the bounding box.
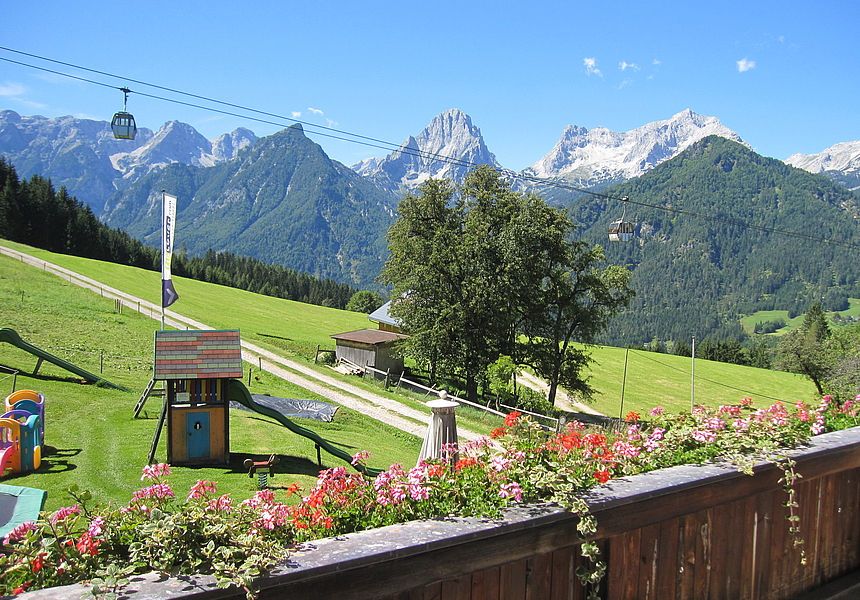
[153,329,243,380]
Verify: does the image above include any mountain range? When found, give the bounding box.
[0,110,256,214]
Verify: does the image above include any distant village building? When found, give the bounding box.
[368,301,402,333]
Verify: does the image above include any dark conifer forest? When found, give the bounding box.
[0,158,358,309]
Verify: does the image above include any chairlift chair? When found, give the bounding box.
[111,88,137,140]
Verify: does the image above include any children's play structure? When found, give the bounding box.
[138,329,381,476]
[0,327,128,391]
[0,389,44,477]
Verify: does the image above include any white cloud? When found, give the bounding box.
[307,107,323,115]
[583,57,602,77]
[0,82,26,97]
[652,59,661,66]
[737,58,756,72]
[292,111,302,118]
[326,118,338,128]
[619,61,639,71]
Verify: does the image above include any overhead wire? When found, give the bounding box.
[3,46,854,404]
[626,348,792,405]
[2,46,860,253]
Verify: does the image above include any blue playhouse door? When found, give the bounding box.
[186,413,210,459]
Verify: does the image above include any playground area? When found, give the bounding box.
[0,325,421,513]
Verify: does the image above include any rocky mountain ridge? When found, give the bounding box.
[0,110,256,213]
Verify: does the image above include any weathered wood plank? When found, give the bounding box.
[471,566,500,600]
[500,560,527,600]
[636,523,661,600]
[525,552,552,600]
[549,546,573,600]
[655,518,679,599]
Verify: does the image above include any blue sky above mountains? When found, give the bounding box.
[1,0,858,171]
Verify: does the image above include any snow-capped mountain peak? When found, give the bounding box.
[785,141,860,174]
[522,109,747,186]
[352,108,500,192]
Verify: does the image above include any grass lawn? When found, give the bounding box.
[0,251,420,511]
[583,345,817,419]
[0,240,824,510]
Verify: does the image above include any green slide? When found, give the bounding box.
[0,328,128,391]
[227,379,382,477]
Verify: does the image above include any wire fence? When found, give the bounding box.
[360,363,559,429]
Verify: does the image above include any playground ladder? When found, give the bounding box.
[134,379,165,418]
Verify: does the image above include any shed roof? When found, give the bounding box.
[330,328,409,345]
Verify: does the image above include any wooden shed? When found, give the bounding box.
[330,329,408,374]
[153,329,243,466]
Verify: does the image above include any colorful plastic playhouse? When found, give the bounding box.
[149,330,243,466]
[0,390,44,476]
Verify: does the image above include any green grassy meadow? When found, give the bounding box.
[0,240,820,510]
[0,248,421,511]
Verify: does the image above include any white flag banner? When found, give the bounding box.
[161,192,179,308]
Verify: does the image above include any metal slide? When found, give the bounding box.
[0,328,128,391]
[227,379,382,477]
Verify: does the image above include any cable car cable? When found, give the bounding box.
[3,48,860,252]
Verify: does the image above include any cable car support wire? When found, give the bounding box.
[3,46,860,252]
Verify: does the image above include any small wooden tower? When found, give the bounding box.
[153,330,243,466]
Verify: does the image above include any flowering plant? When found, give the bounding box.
[2,396,858,599]
[0,464,293,599]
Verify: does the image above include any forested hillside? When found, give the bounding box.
[101,124,398,288]
[0,158,358,309]
[571,136,860,345]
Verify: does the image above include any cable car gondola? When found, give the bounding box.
[111,87,137,140]
[608,196,635,242]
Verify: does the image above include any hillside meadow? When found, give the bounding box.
[0,248,421,511]
[0,240,819,509]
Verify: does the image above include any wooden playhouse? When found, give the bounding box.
[153,329,243,466]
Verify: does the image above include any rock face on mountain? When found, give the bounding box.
[0,110,257,213]
[785,141,860,191]
[352,108,501,193]
[102,124,398,288]
[522,109,747,188]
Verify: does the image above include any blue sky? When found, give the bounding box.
[1,0,858,171]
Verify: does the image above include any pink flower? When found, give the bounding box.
[207,494,233,512]
[499,482,523,501]
[141,463,171,481]
[87,516,105,536]
[649,406,664,416]
[612,440,640,458]
[351,450,372,466]
[692,429,716,443]
[3,520,36,544]
[50,504,81,525]
[187,480,218,501]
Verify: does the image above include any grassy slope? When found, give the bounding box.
[0,240,819,508]
[0,249,421,511]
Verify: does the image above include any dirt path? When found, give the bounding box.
[517,370,605,416]
[0,245,484,441]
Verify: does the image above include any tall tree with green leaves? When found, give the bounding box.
[776,302,833,395]
[382,165,633,405]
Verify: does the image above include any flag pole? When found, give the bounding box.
[161,190,166,331]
